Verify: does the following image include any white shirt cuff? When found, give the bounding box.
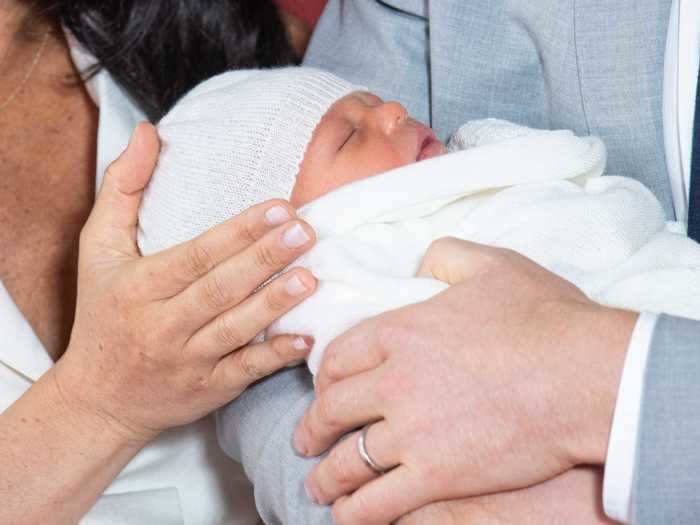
[603,312,659,524]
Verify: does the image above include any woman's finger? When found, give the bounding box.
[175,220,316,330]
[304,421,399,506]
[186,267,317,359]
[294,370,384,457]
[144,199,298,296]
[82,123,160,258]
[314,316,389,394]
[331,467,431,525]
[212,334,314,392]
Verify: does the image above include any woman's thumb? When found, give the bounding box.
[83,122,160,258]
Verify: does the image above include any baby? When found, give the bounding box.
[138,67,446,256]
[139,67,700,376]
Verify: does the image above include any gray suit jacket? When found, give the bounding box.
[219,1,700,522]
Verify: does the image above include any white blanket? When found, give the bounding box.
[267,120,700,374]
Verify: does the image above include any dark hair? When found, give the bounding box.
[37,1,297,121]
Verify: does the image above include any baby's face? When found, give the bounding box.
[291,92,446,207]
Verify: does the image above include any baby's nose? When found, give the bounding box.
[372,101,408,134]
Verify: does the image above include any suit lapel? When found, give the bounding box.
[378,0,426,17]
[427,0,551,140]
[427,0,510,137]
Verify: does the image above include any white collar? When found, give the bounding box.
[0,283,53,383]
[65,30,146,192]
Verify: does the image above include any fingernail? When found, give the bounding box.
[305,480,320,504]
[292,336,311,351]
[285,275,308,296]
[283,223,311,248]
[265,205,292,226]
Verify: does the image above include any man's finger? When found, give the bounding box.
[294,370,384,457]
[315,316,389,393]
[331,467,431,525]
[304,421,399,505]
[144,199,298,295]
[83,122,160,257]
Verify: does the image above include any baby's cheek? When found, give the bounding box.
[289,174,315,208]
[360,148,412,176]
[292,149,410,207]
[291,162,361,207]
[291,165,339,208]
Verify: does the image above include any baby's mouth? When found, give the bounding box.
[415,124,447,162]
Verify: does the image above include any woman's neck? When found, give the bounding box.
[0,2,99,361]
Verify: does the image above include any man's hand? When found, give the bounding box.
[293,238,637,524]
[399,467,619,525]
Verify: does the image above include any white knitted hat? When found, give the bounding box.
[137,67,362,255]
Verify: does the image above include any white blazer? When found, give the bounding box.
[0,40,259,525]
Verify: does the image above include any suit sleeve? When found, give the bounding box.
[633,314,700,523]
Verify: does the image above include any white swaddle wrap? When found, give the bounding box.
[266,119,700,374]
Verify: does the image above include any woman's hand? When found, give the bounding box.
[53,123,318,443]
[293,237,637,524]
[398,467,618,525]
[0,123,319,525]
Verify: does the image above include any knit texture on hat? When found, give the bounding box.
[138,67,361,255]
